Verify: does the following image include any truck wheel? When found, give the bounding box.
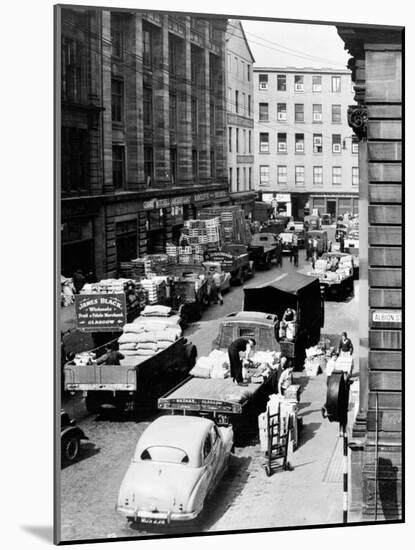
[186,344,197,368]
[85,394,101,415]
[62,435,80,463]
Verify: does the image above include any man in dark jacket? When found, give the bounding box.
[337,332,353,356]
[228,337,256,385]
[97,345,125,365]
[72,268,86,294]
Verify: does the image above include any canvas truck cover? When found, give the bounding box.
[243,272,321,323]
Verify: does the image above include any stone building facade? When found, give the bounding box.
[225,20,256,217]
[253,67,359,220]
[336,24,403,521]
[59,6,229,279]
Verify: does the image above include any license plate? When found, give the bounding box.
[140,517,167,525]
[217,414,230,426]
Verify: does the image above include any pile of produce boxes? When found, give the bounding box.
[199,206,250,245]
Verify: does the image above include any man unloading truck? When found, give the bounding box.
[228,337,256,385]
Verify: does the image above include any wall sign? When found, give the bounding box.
[142,190,229,210]
[276,193,291,202]
[372,310,401,323]
[75,294,126,332]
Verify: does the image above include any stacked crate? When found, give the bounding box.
[144,254,174,278]
[140,278,159,304]
[166,243,179,261]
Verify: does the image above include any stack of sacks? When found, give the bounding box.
[141,304,172,317]
[190,349,230,379]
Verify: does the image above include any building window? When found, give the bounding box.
[243,167,247,190]
[248,130,252,153]
[313,166,323,185]
[352,136,359,154]
[169,91,177,131]
[144,146,153,186]
[277,133,287,153]
[61,127,89,193]
[332,166,342,185]
[332,134,342,153]
[277,103,287,121]
[260,165,269,185]
[332,104,341,123]
[229,167,233,191]
[248,95,251,117]
[313,133,323,153]
[234,56,238,76]
[259,133,269,153]
[170,148,177,184]
[62,37,82,103]
[210,101,215,135]
[191,48,199,84]
[294,75,304,92]
[235,90,239,114]
[352,166,359,186]
[210,150,215,180]
[259,74,268,90]
[242,92,246,115]
[191,98,198,135]
[277,74,286,91]
[111,14,124,59]
[236,167,240,191]
[227,53,231,73]
[228,127,232,153]
[241,61,244,80]
[192,150,198,182]
[143,28,152,67]
[295,133,304,153]
[236,128,239,153]
[312,104,322,122]
[243,129,246,153]
[332,76,341,92]
[169,34,180,75]
[249,167,252,190]
[259,103,269,121]
[111,78,124,124]
[295,165,305,185]
[228,87,232,112]
[143,86,153,128]
[112,145,125,188]
[277,165,287,184]
[295,104,304,122]
[312,75,322,92]
[247,64,251,81]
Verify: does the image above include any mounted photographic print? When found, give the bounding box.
[55,2,404,544]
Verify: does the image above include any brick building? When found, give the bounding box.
[253,67,359,220]
[225,20,256,216]
[59,6,229,279]
[336,25,403,522]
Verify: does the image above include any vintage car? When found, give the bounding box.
[61,409,89,465]
[116,415,233,524]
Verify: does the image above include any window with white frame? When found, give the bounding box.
[352,166,359,186]
[259,74,268,90]
[259,103,269,121]
[228,87,232,112]
[277,165,287,184]
[277,74,286,91]
[236,128,239,153]
[294,75,304,91]
[259,133,269,153]
[228,127,232,153]
[313,166,323,185]
[332,134,342,153]
[248,130,252,153]
[277,103,287,121]
[312,75,322,92]
[229,167,233,191]
[295,165,305,185]
[312,104,322,122]
[249,167,252,189]
[352,136,359,153]
[295,133,305,153]
[332,76,341,92]
[313,133,323,153]
[235,90,239,113]
[248,95,251,117]
[332,166,342,185]
[277,133,287,153]
[247,64,251,81]
[236,167,240,191]
[243,129,246,153]
[332,104,341,123]
[260,165,269,185]
[295,103,304,122]
[242,92,246,115]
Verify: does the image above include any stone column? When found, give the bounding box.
[198,41,211,184]
[101,10,113,192]
[177,18,193,185]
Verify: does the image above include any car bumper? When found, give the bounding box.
[116,506,199,522]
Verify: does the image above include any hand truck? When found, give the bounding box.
[264,403,293,476]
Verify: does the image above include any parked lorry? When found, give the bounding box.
[64,336,197,414]
[205,244,254,285]
[243,272,325,367]
[158,311,280,439]
[248,232,279,268]
[308,252,354,299]
[202,261,232,292]
[260,220,285,236]
[253,201,273,223]
[169,264,209,322]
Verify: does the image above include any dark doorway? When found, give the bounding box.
[326,200,336,218]
[116,220,138,265]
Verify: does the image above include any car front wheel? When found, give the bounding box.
[62,435,80,463]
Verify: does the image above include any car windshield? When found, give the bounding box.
[140,446,190,464]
